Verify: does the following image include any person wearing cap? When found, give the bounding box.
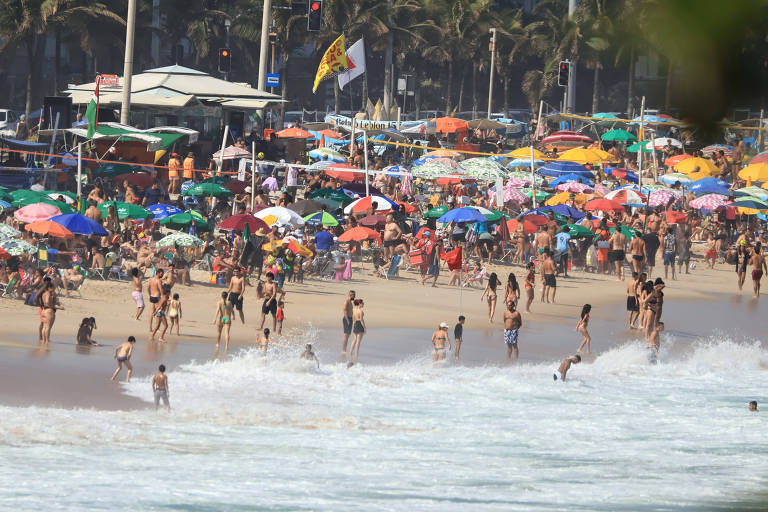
[431,322,452,362]
[168,153,181,194]
[183,152,195,180]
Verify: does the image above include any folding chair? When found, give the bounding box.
[0,276,19,298]
[383,255,402,280]
[91,254,113,280]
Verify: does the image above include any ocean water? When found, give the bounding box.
[1,331,766,511]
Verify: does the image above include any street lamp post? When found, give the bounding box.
[120,0,137,124]
[487,28,497,119]
[224,18,231,81]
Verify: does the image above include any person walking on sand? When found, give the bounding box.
[111,336,136,382]
[505,273,520,305]
[540,250,557,303]
[152,364,171,410]
[750,243,767,298]
[341,290,355,359]
[151,287,170,342]
[503,300,522,361]
[609,224,628,281]
[147,269,164,333]
[431,322,452,362]
[131,267,145,320]
[347,299,366,368]
[259,272,278,331]
[226,267,246,324]
[481,272,500,323]
[453,315,465,362]
[575,304,592,354]
[213,291,233,352]
[627,272,640,329]
[553,354,581,382]
[629,233,645,276]
[167,293,182,335]
[524,261,535,313]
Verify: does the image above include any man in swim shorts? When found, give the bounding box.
[259,272,278,331]
[131,267,145,320]
[626,271,640,329]
[553,354,581,381]
[750,243,767,298]
[226,267,246,324]
[431,322,452,362]
[540,250,557,303]
[341,290,355,359]
[152,364,170,410]
[111,336,136,382]
[503,300,522,360]
[147,269,164,332]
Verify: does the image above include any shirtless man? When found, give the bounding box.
[340,290,355,359]
[131,267,145,320]
[84,200,103,222]
[382,214,403,260]
[111,336,136,382]
[162,263,177,290]
[626,272,640,329]
[347,299,366,367]
[259,271,278,330]
[535,225,552,265]
[147,269,164,333]
[502,301,522,360]
[647,321,665,364]
[609,224,628,280]
[750,243,767,298]
[553,354,581,382]
[136,244,154,271]
[431,322,452,362]
[540,250,557,303]
[628,232,646,275]
[152,364,170,410]
[226,267,246,324]
[546,211,560,251]
[647,209,661,234]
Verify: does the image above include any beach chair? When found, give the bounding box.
[0,276,19,298]
[107,253,128,280]
[383,255,402,280]
[91,254,113,280]
[463,266,487,288]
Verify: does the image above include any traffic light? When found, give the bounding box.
[218,48,231,73]
[558,61,570,87]
[307,0,322,32]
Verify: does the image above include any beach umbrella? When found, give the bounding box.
[499,187,528,204]
[584,198,624,212]
[147,204,182,220]
[601,129,636,142]
[609,225,641,239]
[45,190,76,204]
[505,147,547,159]
[217,214,269,233]
[674,157,720,176]
[522,188,550,201]
[159,212,211,232]
[0,224,20,238]
[738,163,768,182]
[310,188,348,202]
[467,118,507,130]
[731,198,768,210]
[538,161,594,178]
[548,173,595,187]
[536,204,586,220]
[255,206,306,226]
[317,128,344,139]
[212,145,252,160]
[0,199,10,211]
[556,182,592,193]
[314,197,344,211]
[605,167,638,182]
[358,214,387,227]
[437,207,487,224]
[424,205,451,218]
[308,147,347,163]
[506,218,540,234]
[689,194,729,210]
[507,158,544,168]
[664,154,692,167]
[459,157,507,180]
[343,195,396,215]
[508,170,545,185]
[395,201,417,214]
[564,223,595,238]
[646,137,683,150]
[24,220,74,239]
[308,160,336,171]
[436,175,472,186]
[689,177,730,196]
[412,159,459,177]
[0,247,9,260]
[750,151,768,165]
[545,191,587,206]
[325,165,366,182]
[262,238,313,257]
[14,203,62,223]
[658,172,692,186]
[593,112,625,123]
[433,117,468,134]
[276,127,313,139]
[97,200,152,220]
[340,183,385,197]
[338,226,381,242]
[701,144,733,157]
[50,213,109,236]
[666,210,688,224]
[288,199,325,216]
[183,182,233,197]
[541,131,593,145]
[626,142,654,153]
[505,177,531,188]
[558,148,613,165]
[0,239,37,255]
[630,114,667,125]
[13,196,76,214]
[157,233,205,247]
[384,164,410,178]
[412,155,462,167]
[604,189,647,205]
[9,189,45,202]
[648,190,678,207]
[518,212,549,225]
[733,187,768,201]
[303,211,340,227]
[465,206,507,222]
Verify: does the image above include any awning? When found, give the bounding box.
[64,122,198,151]
[0,137,49,150]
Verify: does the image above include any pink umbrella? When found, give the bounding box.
[400,173,413,195]
[689,193,729,210]
[427,157,461,169]
[212,145,252,160]
[262,177,278,191]
[505,177,530,188]
[503,187,528,204]
[648,190,678,207]
[557,182,593,193]
[14,203,62,223]
[593,183,611,196]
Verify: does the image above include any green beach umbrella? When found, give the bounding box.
[424,205,451,218]
[9,189,44,201]
[0,224,21,238]
[157,232,205,247]
[182,182,232,197]
[97,200,152,220]
[601,129,637,142]
[303,211,340,226]
[523,188,550,201]
[627,142,654,153]
[13,196,77,214]
[564,223,595,238]
[159,212,211,231]
[609,225,641,239]
[0,239,37,255]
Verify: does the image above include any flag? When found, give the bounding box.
[441,247,463,271]
[313,34,348,93]
[85,75,101,138]
[338,38,366,91]
[242,222,251,243]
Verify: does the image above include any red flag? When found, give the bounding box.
[441,247,462,271]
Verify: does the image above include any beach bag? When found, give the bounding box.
[409,250,425,266]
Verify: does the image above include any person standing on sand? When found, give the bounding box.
[627,272,640,329]
[505,273,520,305]
[227,267,247,324]
[259,272,278,331]
[609,224,628,281]
[575,304,592,354]
[147,269,164,333]
[167,293,182,335]
[347,299,366,368]
[663,227,677,281]
[750,243,767,298]
[454,315,465,362]
[553,354,581,381]
[481,272,500,323]
[629,234,645,276]
[111,336,136,381]
[524,262,535,313]
[131,267,145,320]
[643,230,660,278]
[540,250,557,303]
[382,213,403,261]
[341,290,355,359]
[213,291,233,353]
[152,364,170,410]
[503,301,522,360]
[151,287,170,342]
[431,322,452,362]
[37,281,57,345]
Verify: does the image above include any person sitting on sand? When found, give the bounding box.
[553,354,581,382]
[301,343,320,369]
[111,336,136,382]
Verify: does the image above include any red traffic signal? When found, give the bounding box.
[310,1,320,10]
[558,61,570,87]
[218,47,231,74]
[307,0,322,31]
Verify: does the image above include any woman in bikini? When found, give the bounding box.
[151,287,170,342]
[524,262,535,313]
[167,293,182,335]
[213,291,233,352]
[575,303,592,354]
[505,272,521,304]
[481,272,500,323]
[38,282,57,345]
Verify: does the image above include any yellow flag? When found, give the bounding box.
[313,34,348,93]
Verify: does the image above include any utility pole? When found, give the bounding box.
[257,0,272,91]
[224,19,231,81]
[487,28,497,119]
[383,0,394,120]
[120,0,137,124]
[567,0,577,113]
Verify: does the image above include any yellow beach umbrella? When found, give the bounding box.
[260,215,279,227]
[674,157,720,176]
[738,163,768,182]
[558,148,611,165]
[590,148,618,162]
[262,238,313,257]
[506,146,546,159]
[762,182,768,191]
[545,191,586,206]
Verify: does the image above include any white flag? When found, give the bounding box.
[338,38,366,91]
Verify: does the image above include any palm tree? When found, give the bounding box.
[575,0,613,113]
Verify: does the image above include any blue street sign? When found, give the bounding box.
[266,73,281,88]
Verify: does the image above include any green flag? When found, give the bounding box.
[242,221,251,242]
[85,76,101,138]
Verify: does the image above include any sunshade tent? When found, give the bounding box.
[338,226,381,242]
[50,213,109,236]
[303,211,340,226]
[24,220,74,238]
[674,157,720,176]
[157,233,205,247]
[97,200,152,220]
[216,214,269,232]
[159,212,211,231]
[601,129,636,142]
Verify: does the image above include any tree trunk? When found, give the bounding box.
[414,70,421,119]
[457,68,465,113]
[362,70,368,112]
[503,73,509,118]
[334,80,340,115]
[24,38,37,120]
[383,0,394,120]
[445,61,453,114]
[54,29,61,95]
[472,63,478,119]
[591,66,599,114]
[626,44,635,117]
[664,58,673,112]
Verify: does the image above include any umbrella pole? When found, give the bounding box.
[76,142,82,203]
[250,141,256,211]
[529,145,537,208]
[363,130,370,197]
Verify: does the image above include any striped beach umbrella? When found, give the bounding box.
[689,194,728,210]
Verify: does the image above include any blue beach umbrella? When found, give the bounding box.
[437,207,488,224]
[532,204,587,220]
[538,161,594,179]
[507,158,544,168]
[548,173,595,187]
[689,177,730,196]
[50,213,109,236]
[148,203,183,220]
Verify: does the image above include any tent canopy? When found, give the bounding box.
[64,122,198,151]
